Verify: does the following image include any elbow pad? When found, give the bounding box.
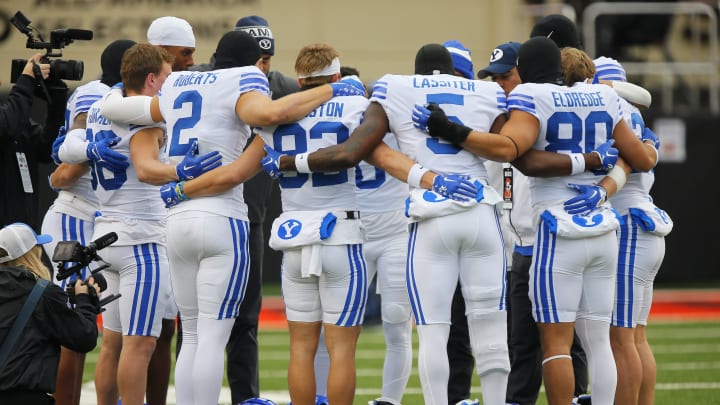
[58,128,90,164]
[100,87,155,124]
[613,81,652,109]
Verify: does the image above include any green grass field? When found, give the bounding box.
[79,319,720,404]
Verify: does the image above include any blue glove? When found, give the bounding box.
[86,136,129,171]
[564,183,608,215]
[51,126,67,165]
[412,104,431,132]
[176,139,222,180]
[642,127,660,150]
[329,80,366,97]
[591,139,618,171]
[160,181,189,208]
[432,174,479,202]
[340,75,366,96]
[261,145,284,179]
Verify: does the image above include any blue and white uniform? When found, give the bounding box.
[356,134,412,401]
[158,66,266,405]
[508,80,624,405]
[373,73,509,405]
[259,94,369,326]
[85,99,170,338]
[611,99,672,328]
[41,81,106,288]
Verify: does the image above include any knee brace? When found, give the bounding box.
[467,311,510,376]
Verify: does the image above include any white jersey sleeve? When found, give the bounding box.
[370,73,506,179]
[257,95,370,212]
[158,66,270,220]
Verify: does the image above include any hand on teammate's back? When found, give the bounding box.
[86,136,129,171]
[591,139,618,171]
[261,144,284,179]
[412,103,472,144]
[176,139,223,180]
[563,183,608,215]
[432,174,480,202]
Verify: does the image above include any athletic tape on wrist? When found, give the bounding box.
[569,153,586,175]
[175,181,189,201]
[606,165,627,190]
[294,153,311,173]
[406,163,429,188]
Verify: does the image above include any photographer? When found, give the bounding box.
[0,222,100,405]
[0,53,68,230]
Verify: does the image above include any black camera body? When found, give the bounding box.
[9,11,92,83]
[53,232,120,309]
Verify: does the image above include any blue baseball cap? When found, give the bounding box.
[476,41,521,79]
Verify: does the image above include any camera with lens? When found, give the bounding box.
[8,11,92,97]
[53,232,120,309]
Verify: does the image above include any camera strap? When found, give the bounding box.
[0,278,49,370]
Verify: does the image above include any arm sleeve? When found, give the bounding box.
[0,74,35,139]
[612,81,652,109]
[58,128,90,163]
[99,88,155,124]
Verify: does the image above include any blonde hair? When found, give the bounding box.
[295,43,340,87]
[1,245,52,281]
[561,47,596,85]
[121,43,174,92]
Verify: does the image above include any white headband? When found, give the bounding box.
[298,57,341,79]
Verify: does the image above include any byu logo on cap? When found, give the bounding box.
[258,38,273,50]
[490,48,504,63]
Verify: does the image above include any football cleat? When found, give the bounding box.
[287,394,328,405]
[240,398,279,405]
[368,397,402,405]
[455,400,480,405]
[576,394,592,405]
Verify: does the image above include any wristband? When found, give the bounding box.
[294,153,311,173]
[606,165,627,191]
[175,181,190,201]
[569,153,586,175]
[406,163,429,188]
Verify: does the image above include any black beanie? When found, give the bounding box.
[414,44,454,75]
[517,37,565,85]
[213,30,262,70]
[530,14,583,50]
[100,39,136,87]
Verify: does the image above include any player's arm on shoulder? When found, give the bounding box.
[278,102,388,172]
[470,109,538,162]
[612,119,657,171]
[100,87,162,124]
[602,80,651,109]
[49,163,90,189]
[130,127,177,185]
[182,136,264,198]
[237,85,333,127]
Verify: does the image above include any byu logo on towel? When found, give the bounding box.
[422,190,448,203]
[572,213,603,227]
[279,219,302,239]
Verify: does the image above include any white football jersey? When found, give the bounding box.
[60,80,110,206]
[609,97,655,212]
[371,73,506,178]
[257,95,369,212]
[355,133,407,214]
[508,82,623,206]
[158,66,270,220]
[85,100,166,221]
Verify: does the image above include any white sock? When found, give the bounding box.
[576,318,617,405]
[417,324,450,405]
[174,317,197,405]
[381,320,413,401]
[193,317,235,405]
[314,328,330,396]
